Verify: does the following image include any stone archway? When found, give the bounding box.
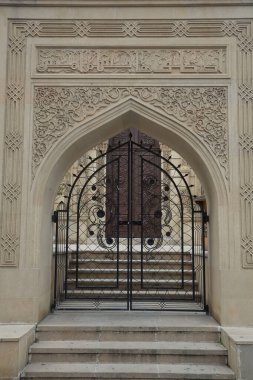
[30,99,228,323]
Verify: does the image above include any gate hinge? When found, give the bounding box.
[52,211,58,223]
[203,212,209,223]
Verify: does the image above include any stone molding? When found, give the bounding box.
[36,47,227,75]
[1,0,253,5]
[1,18,253,268]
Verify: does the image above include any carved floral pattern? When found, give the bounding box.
[33,86,227,175]
[36,47,226,75]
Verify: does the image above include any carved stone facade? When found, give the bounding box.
[0,17,253,273]
[36,47,227,74]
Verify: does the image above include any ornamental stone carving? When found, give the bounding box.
[36,47,226,75]
[0,233,19,266]
[242,236,253,268]
[33,86,228,175]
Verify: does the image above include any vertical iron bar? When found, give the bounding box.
[128,138,133,310]
[116,159,120,288]
[76,201,80,288]
[181,209,184,289]
[127,140,131,310]
[202,209,207,310]
[192,207,195,300]
[65,209,70,299]
[53,211,59,308]
[141,157,144,289]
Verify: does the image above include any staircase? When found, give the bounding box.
[21,312,235,380]
[56,249,204,310]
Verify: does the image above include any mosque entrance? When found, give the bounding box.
[53,130,207,311]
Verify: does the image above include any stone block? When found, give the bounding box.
[0,325,35,379]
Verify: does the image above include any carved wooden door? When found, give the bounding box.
[106,129,161,238]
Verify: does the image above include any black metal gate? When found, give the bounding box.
[53,135,208,311]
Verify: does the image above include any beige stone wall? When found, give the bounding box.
[0,1,252,326]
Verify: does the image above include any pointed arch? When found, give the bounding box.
[30,99,228,322]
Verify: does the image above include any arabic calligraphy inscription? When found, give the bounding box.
[36,47,227,75]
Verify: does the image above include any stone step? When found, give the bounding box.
[69,259,193,270]
[29,340,227,365]
[64,288,199,300]
[70,252,193,261]
[67,268,194,280]
[55,300,205,311]
[36,325,220,342]
[21,362,235,379]
[66,278,197,291]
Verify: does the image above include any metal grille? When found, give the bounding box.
[53,136,207,311]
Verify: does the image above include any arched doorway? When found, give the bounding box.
[31,101,228,322]
[52,128,208,311]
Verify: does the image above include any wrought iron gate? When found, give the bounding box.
[53,135,207,311]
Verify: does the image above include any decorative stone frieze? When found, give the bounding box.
[1,18,253,267]
[33,86,228,175]
[36,47,227,75]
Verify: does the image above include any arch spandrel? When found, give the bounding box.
[32,99,228,209]
[32,87,228,180]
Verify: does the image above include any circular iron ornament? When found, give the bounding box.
[147,238,155,246]
[143,175,157,190]
[106,237,114,245]
[97,209,105,218]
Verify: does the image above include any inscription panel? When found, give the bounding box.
[36,47,227,75]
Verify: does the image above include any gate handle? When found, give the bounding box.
[132,221,142,225]
[119,220,142,225]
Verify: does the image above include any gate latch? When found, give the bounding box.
[52,211,58,223]
[119,220,142,225]
[203,212,209,223]
[119,220,129,225]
